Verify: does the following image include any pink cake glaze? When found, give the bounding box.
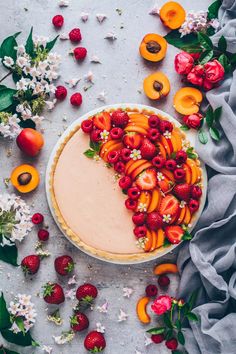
[53,128,143,254]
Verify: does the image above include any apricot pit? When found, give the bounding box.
[143,72,170,100]
[173,87,203,115]
[159,1,186,30]
[139,34,167,62]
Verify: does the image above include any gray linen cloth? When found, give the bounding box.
[177,1,236,353]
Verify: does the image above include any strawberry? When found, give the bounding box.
[159,195,179,217]
[165,226,184,244]
[158,180,171,193]
[21,255,40,275]
[70,312,89,332]
[84,331,106,352]
[123,132,142,149]
[146,212,163,230]
[93,112,111,131]
[132,212,146,225]
[173,183,191,202]
[43,282,65,304]
[111,110,129,128]
[76,283,98,304]
[136,168,157,190]
[140,138,157,160]
[54,255,74,276]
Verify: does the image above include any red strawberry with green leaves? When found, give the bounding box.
[93,112,111,131]
[140,138,157,160]
[54,255,74,276]
[173,183,191,202]
[136,168,157,190]
[159,195,179,217]
[76,283,98,305]
[21,255,40,275]
[123,132,142,149]
[84,331,106,352]
[43,282,65,304]
[70,312,89,332]
[165,225,184,244]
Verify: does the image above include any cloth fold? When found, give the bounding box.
[177,1,236,353]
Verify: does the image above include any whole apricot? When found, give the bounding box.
[16,128,44,157]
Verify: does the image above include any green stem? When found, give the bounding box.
[0,70,12,83]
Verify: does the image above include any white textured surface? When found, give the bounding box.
[0,0,210,353]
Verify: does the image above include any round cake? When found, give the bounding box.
[47,105,206,263]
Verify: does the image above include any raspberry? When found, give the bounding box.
[133,225,147,238]
[174,168,186,181]
[111,111,129,128]
[189,198,199,213]
[69,28,82,42]
[70,93,82,106]
[32,213,44,225]
[165,338,178,350]
[151,334,165,344]
[119,176,132,190]
[125,198,138,210]
[55,85,67,100]
[90,129,102,142]
[165,159,177,171]
[81,119,93,133]
[120,148,131,162]
[158,275,170,287]
[110,127,124,140]
[145,284,158,297]
[175,150,187,164]
[132,212,146,226]
[152,156,165,168]
[38,229,49,241]
[74,47,87,60]
[148,115,160,128]
[159,120,173,133]
[114,161,125,174]
[52,15,64,28]
[147,128,160,142]
[107,150,120,164]
[191,185,202,199]
[127,187,140,200]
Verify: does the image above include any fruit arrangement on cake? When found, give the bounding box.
[49,106,205,263]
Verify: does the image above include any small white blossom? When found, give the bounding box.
[68,275,77,285]
[81,12,89,22]
[135,350,143,354]
[138,203,147,212]
[65,288,76,300]
[100,130,109,141]
[93,154,101,162]
[163,214,171,223]
[97,301,108,313]
[97,90,107,102]
[45,99,57,111]
[118,309,128,322]
[210,18,220,29]
[179,11,210,37]
[90,55,101,63]
[59,33,69,40]
[53,331,75,345]
[149,5,160,16]
[136,237,146,249]
[84,70,94,83]
[42,345,53,354]
[0,113,21,138]
[58,0,69,7]
[163,131,171,139]
[123,287,134,298]
[65,78,80,88]
[130,149,141,161]
[180,200,186,208]
[157,172,164,181]
[104,32,117,40]
[8,294,37,333]
[144,334,153,346]
[96,14,107,23]
[47,310,63,326]
[3,56,14,68]
[96,322,106,333]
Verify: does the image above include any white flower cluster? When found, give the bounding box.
[0,113,21,138]
[53,330,75,345]
[179,11,220,37]
[8,294,37,333]
[0,193,32,245]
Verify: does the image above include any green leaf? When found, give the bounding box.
[164,30,199,51]
[214,106,222,121]
[186,147,197,159]
[146,327,165,334]
[0,293,11,330]
[199,50,214,65]
[189,289,199,310]
[172,351,182,354]
[183,302,190,315]
[209,126,220,141]
[177,331,185,345]
[208,0,222,20]
[198,32,213,50]
[205,106,214,127]
[0,32,20,61]
[198,129,208,144]
[182,230,192,241]
[89,140,101,152]
[0,328,34,347]
[163,238,172,248]
[163,312,173,329]
[83,149,96,158]
[0,348,20,354]
[175,319,182,330]
[0,243,18,266]
[186,312,199,322]
[0,85,17,112]
[218,54,231,73]
[180,125,190,131]
[15,317,25,334]
[229,53,236,64]
[122,189,127,195]
[25,27,34,56]
[218,35,227,52]
[46,35,59,52]
[165,329,173,340]
[19,119,36,129]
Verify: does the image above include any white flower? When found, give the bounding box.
[138,203,147,212]
[97,90,107,102]
[42,345,53,354]
[90,55,101,63]
[149,5,160,16]
[163,214,171,223]
[0,113,21,139]
[59,33,69,40]
[179,11,209,37]
[130,149,141,161]
[118,309,128,322]
[53,331,75,345]
[157,172,164,181]
[210,18,220,29]
[8,294,36,333]
[97,301,108,313]
[81,12,89,22]
[31,115,44,128]
[47,310,63,326]
[16,77,29,91]
[96,14,107,23]
[33,35,49,48]
[144,334,153,346]
[11,322,21,334]
[16,56,29,68]
[84,70,94,83]
[123,287,134,298]
[65,288,76,300]
[96,322,105,333]
[180,200,186,208]
[100,130,109,141]
[16,45,26,55]
[93,154,101,161]
[65,78,80,88]
[68,275,77,285]
[135,350,143,354]
[3,56,14,68]
[45,99,57,111]
[163,131,171,139]
[104,32,117,40]
[58,0,69,6]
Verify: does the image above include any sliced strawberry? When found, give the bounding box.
[159,195,179,216]
[123,132,142,149]
[165,226,184,244]
[93,112,111,131]
[158,180,171,193]
[173,183,191,202]
[136,168,157,191]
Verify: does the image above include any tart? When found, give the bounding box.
[48,105,205,263]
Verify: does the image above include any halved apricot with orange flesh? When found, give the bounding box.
[139,34,167,62]
[153,263,178,275]
[136,296,151,324]
[143,72,170,100]
[173,87,203,115]
[11,164,40,193]
[159,2,186,30]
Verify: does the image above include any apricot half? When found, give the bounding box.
[143,72,170,100]
[11,164,40,193]
[159,1,186,30]
[139,34,167,62]
[173,87,203,115]
[136,296,151,324]
[153,263,178,275]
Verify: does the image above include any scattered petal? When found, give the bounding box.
[84,70,94,83]
[96,322,105,333]
[123,287,134,298]
[68,275,77,285]
[42,345,53,354]
[80,12,89,22]
[97,90,107,102]
[96,14,107,23]
[58,0,69,7]
[149,5,160,16]
[53,330,75,345]
[45,99,57,111]
[144,334,153,346]
[65,78,81,88]
[65,288,76,300]
[118,309,128,322]
[90,55,101,64]
[59,33,69,40]
[97,300,108,313]
[104,32,117,41]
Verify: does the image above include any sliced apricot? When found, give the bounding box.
[160,168,175,182]
[103,142,123,162]
[177,206,186,225]
[126,159,147,176]
[137,191,151,212]
[100,140,118,158]
[144,229,153,252]
[183,206,191,225]
[150,230,158,251]
[171,129,182,151]
[139,33,167,62]
[153,263,178,275]
[131,161,152,180]
[173,87,203,115]
[11,164,40,193]
[156,228,165,248]
[183,163,191,184]
[186,158,198,184]
[136,296,151,324]
[125,125,148,135]
[157,142,167,160]
[148,188,161,213]
[160,135,172,156]
[129,113,149,126]
[143,72,170,100]
[159,1,186,30]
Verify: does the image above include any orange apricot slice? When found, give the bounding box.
[183,206,191,225]
[125,125,148,135]
[160,135,172,156]
[144,229,153,252]
[177,206,186,225]
[171,129,182,151]
[153,263,178,275]
[143,72,170,100]
[131,161,152,180]
[137,191,151,212]
[150,230,158,251]
[139,33,167,62]
[186,158,198,184]
[183,163,192,184]
[129,113,149,126]
[136,296,151,324]
[157,142,167,159]
[103,142,123,162]
[127,119,149,130]
[148,188,161,213]
[173,87,203,115]
[156,228,165,248]
[126,159,147,176]
[160,168,175,182]
[11,164,40,193]
[159,1,186,30]
[100,140,118,158]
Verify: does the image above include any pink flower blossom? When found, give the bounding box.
[175,52,194,75]
[183,113,203,130]
[187,65,204,86]
[204,59,224,84]
[151,295,172,315]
